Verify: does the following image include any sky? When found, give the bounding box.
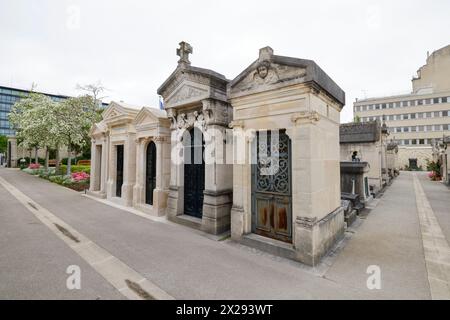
[0,0,449,123]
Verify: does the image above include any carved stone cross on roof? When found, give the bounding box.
[177,41,193,65]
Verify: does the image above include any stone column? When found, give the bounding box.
[167,128,183,218]
[152,136,168,216]
[133,138,145,207]
[100,136,108,196]
[230,124,254,239]
[202,124,233,234]
[106,138,116,199]
[122,132,136,206]
[89,139,98,192]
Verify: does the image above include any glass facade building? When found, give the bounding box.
[0,85,108,136]
[0,86,70,136]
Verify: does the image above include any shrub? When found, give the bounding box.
[58,165,90,175]
[71,171,90,182]
[426,160,441,181]
[28,163,41,169]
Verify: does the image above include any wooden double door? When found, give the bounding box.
[251,130,292,243]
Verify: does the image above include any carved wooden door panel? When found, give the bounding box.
[184,128,205,218]
[145,141,157,205]
[252,130,292,243]
[116,145,124,197]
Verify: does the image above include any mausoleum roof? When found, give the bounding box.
[228,46,345,106]
[340,121,381,144]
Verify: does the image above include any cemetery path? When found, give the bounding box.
[0,168,449,299]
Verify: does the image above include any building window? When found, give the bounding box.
[434,111,440,117]
[388,103,393,109]
[418,113,423,119]
[426,125,433,132]
[412,139,417,145]
[404,139,409,145]
[443,111,448,117]
[396,127,402,133]
[419,139,425,145]
[411,126,417,132]
[410,113,416,119]
[402,101,408,107]
[425,99,431,105]
[442,97,448,103]
[443,124,449,131]
[418,100,423,105]
[433,98,440,104]
[418,126,424,132]
[395,102,400,108]
[375,104,380,110]
[404,126,410,132]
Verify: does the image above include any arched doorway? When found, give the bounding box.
[116,145,124,197]
[184,127,205,218]
[145,141,157,205]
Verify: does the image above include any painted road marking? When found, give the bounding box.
[413,173,450,299]
[0,176,174,300]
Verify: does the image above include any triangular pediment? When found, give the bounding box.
[231,61,307,93]
[165,82,209,106]
[134,107,167,126]
[102,101,139,124]
[228,46,345,106]
[89,121,107,137]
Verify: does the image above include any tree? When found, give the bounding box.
[9,93,59,167]
[0,135,7,154]
[353,115,361,123]
[50,94,102,175]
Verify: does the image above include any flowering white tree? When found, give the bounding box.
[10,84,104,176]
[9,93,60,168]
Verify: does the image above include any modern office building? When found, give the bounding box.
[353,44,450,169]
[0,85,70,136]
[0,85,108,136]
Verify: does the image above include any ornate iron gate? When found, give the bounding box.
[184,127,205,218]
[251,130,292,243]
[116,145,124,197]
[145,141,157,205]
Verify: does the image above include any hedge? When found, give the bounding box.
[59,165,90,174]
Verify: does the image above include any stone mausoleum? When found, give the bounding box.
[90,42,346,266]
[340,120,390,195]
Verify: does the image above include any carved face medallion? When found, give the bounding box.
[256,61,270,79]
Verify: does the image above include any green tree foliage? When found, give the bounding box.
[0,135,7,154]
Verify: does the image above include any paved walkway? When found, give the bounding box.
[0,168,449,299]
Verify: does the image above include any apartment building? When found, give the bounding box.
[353,44,450,169]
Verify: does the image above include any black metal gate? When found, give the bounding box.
[184,127,205,218]
[251,130,292,243]
[116,145,124,197]
[145,141,157,205]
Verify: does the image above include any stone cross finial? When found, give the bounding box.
[259,46,274,61]
[177,41,193,65]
